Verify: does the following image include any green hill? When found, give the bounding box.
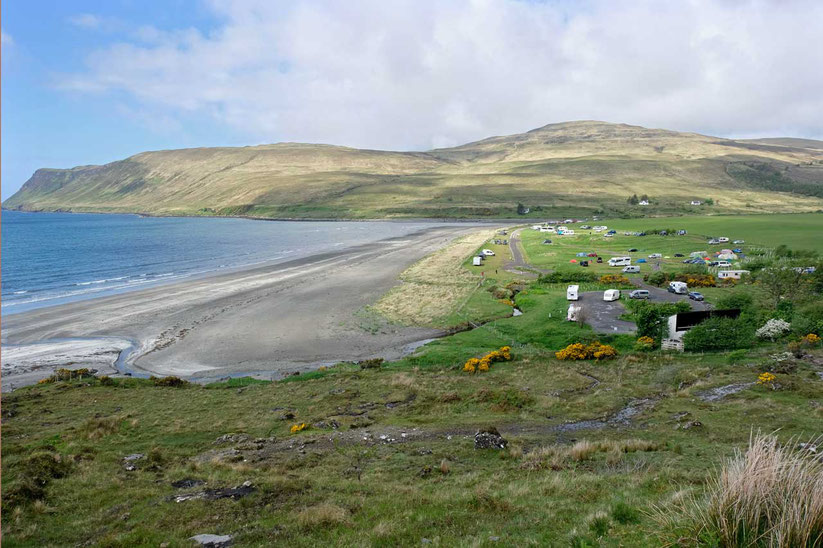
[6,121,823,218]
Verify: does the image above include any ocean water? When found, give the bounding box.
[1,211,439,314]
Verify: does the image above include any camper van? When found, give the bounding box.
[567,304,581,322]
[608,257,632,267]
[668,281,688,295]
[472,256,482,266]
[567,285,579,301]
[603,289,621,301]
[715,260,732,268]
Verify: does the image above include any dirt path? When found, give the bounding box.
[504,229,549,277]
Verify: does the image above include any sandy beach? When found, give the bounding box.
[1,224,482,390]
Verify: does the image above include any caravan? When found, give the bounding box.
[608,257,632,267]
[567,285,579,301]
[472,256,482,267]
[603,289,621,301]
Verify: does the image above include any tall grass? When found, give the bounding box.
[660,432,823,547]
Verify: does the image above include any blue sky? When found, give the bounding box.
[2,1,247,199]
[3,0,822,201]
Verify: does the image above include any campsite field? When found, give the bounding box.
[3,212,823,546]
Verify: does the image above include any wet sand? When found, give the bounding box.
[1,224,480,390]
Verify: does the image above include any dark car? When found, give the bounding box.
[580,260,589,267]
[688,292,704,301]
[629,289,650,299]
[628,248,638,252]
[674,253,684,257]
[596,257,603,263]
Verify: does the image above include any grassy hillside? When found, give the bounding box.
[5,213,823,545]
[5,121,823,218]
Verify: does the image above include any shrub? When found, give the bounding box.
[633,336,655,352]
[661,433,823,546]
[646,271,668,287]
[757,372,777,388]
[682,317,755,352]
[357,358,384,370]
[555,342,618,361]
[801,333,821,347]
[462,346,512,373]
[755,318,792,340]
[151,376,189,387]
[716,292,755,312]
[290,423,308,434]
[599,274,631,285]
[3,451,72,509]
[629,300,690,342]
[792,302,823,336]
[538,270,597,284]
[611,501,641,525]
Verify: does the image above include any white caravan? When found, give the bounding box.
[567,285,579,301]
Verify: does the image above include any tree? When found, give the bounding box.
[704,197,715,206]
[516,203,527,215]
[627,194,639,205]
[755,267,805,308]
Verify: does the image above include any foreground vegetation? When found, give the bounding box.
[3,213,823,546]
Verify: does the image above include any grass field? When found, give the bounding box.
[3,213,823,546]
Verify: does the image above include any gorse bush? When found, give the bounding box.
[555,342,617,361]
[463,346,512,373]
[598,274,631,285]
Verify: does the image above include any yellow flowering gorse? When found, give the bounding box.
[463,346,512,373]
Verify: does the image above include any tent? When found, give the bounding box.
[569,259,578,263]
[636,258,647,263]
[576,252,588,257]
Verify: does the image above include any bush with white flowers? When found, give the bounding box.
[756,318,791,340]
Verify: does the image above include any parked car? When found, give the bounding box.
[629,289,650,299]
[628,248,638,252]
[733,240,745,244]
[604,233,614,238]
[688,291,704,301]
[542,239,552,244]
[622,265,640,273]
[580,261,589,267]
[674,253,684,257]
[708,239,720,245]
[607,230,617,235]
[580,225,591,229]
[596,257,603,263]
[648,253,662,259]
[482,249,495,256]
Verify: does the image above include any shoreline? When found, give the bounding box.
[1,224,487,391]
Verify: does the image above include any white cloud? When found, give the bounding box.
[63,0,823,149]
[68,13,104,29]
[1,29,13,46]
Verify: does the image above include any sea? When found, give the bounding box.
[1,211,440,314]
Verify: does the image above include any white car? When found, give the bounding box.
[733,240,745,244]
[482,249,495,256]
[648,253,662,259]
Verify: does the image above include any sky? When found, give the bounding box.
[2,0,823,200]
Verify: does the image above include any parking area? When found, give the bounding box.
[576,285,708,335]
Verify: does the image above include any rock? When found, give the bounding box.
[189,534,233,547]
[214,434,249,445]
[171,478,206,489]
[122,453,144,471]
[676,420,703,430]
[123,453,145,461]
[418,466,432,478]
[173,482,255,503]
[474,427,508,450]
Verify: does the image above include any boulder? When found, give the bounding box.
[474,427,508,450]
[189,534,233,547]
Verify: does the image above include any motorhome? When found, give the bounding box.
[567,285,579,301]
[603,289,621,301]
[717,270,750,280]
[668,281,688,294]
[608,257,632,267]
[567,304,581,322]
[472,256,482,266]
